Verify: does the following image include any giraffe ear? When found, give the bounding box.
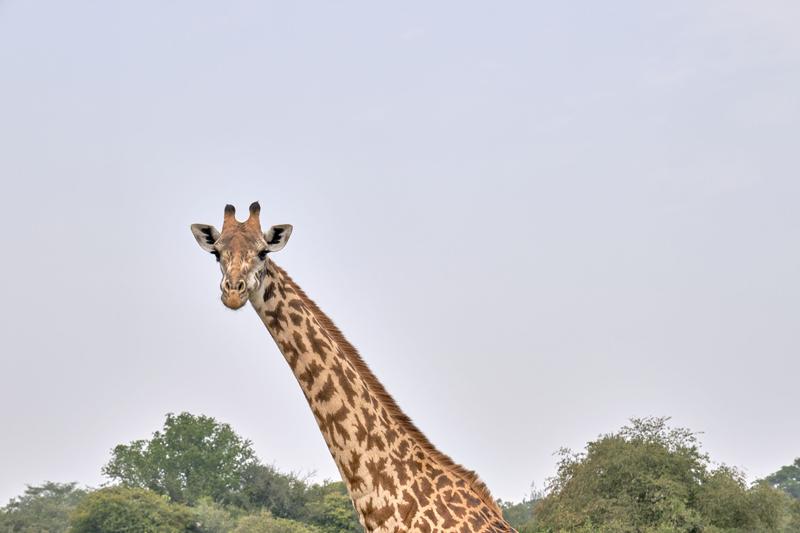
[190,224,221,253]
[264,224,293,252]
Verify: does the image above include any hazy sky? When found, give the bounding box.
[1,1,798,505]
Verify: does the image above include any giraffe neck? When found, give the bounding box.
[249,262,512,533]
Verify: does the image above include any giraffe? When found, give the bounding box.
[191,202,515,533]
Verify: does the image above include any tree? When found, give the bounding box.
[69,486,194,533]
[239,464,311,518]
[0,481,87,533]
[532,417,795,533]
[239,466,361,533]
[744,482,796,532]
[499,483,543,532]
[103,412,258,504]
[787,499,800,531]
[301,482,361,533]
[694,466,750,529]
[765,458,800,500]
[232,510,321,533]
[192,498,239,533]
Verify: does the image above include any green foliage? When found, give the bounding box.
[535,417,705,531]
[69,486,194,533]
[232,510,321,533]
[96,413,361,532]
[0,481,87,533]
[765,458,800,500]
[500,498,537,533]
[239,465,310,518]
[192,498,240,533]
[188,490,357,533]
[744,482,795,532]
[9,412,796,533]
[500,485,543,533]
[300,482,361,533]
[532,417,796,533]
[787,499,800,531]
[694,466,750,529]
[103,412,258,505]
[238,466,360,533]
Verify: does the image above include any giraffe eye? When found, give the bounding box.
[258,250,268,261]
[211,250,220,262]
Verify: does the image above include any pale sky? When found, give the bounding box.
[1,1,798,505]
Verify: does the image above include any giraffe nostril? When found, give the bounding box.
[222,278,246,295]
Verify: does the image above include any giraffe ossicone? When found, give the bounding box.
[191,203,515,532]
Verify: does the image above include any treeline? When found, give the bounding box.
[0,414,798,532]
[500,418,800,532]
[1,413,360,533]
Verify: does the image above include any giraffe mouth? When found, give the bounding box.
[221,293,248,310]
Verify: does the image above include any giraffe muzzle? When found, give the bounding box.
[221,277,248,309]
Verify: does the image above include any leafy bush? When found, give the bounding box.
[500,496,539,533]
[532,417,796,533]
[238,466,360,533]
[192,498,239,533]
[238,464,311,517]
[69,486,194,533]
[765,458,800,500]
[301,483,361,533]
[233,510,321,533]
[0,482,87,533]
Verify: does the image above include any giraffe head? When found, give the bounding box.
[191,202,292,310]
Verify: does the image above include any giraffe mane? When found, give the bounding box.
[274,264,504,518]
